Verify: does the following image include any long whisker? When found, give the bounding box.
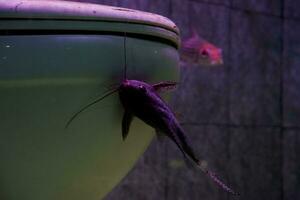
[65,87,119,128]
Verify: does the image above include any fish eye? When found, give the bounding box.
[200,49,209,57]
[138,85,146,91]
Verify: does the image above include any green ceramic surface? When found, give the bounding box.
[0,1,179,199]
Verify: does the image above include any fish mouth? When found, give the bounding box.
[123,79,130,86]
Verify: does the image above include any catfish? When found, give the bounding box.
[66,79,238,195]
[119,79,238,195]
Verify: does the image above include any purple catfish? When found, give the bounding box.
[66,79,238,195]
[119,80,238,195]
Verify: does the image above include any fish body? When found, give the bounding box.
[119,79,238,195]
[66,79,238,195]
[119,80,186,146]
[180,29,223,66]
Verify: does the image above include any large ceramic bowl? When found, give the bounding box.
[0,1,180,199]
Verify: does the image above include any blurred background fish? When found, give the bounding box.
[180,28,223,66]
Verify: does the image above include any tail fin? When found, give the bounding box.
[197,161,239,196]
[174,127,239,195]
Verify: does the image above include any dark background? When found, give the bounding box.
[66,1,299,199]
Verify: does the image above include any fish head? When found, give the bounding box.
[119,80,151,103]
[120,79,149,92]
[197,42,223,66]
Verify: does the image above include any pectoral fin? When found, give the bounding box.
[155,129,166,140]
[152,81,178,92]
[122,110,134,141]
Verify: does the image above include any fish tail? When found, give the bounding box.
[173,127,239,195]
[196,161,239,196]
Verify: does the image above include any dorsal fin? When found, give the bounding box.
[152,81,178,92]
[191,26,200,39]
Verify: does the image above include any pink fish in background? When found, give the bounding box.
[180,28,223,66]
